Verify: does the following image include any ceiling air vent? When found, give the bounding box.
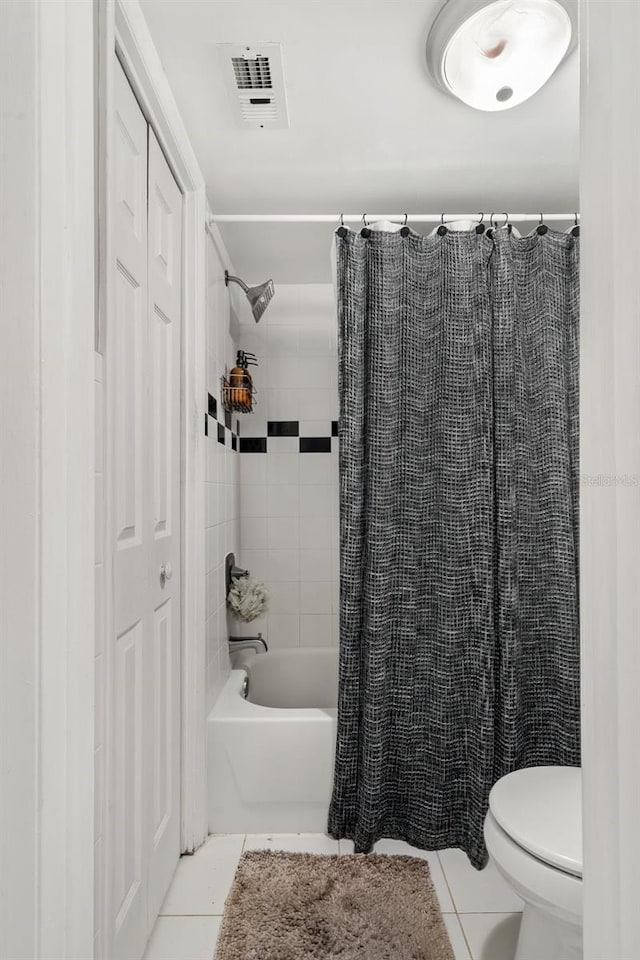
[218,43,290,130]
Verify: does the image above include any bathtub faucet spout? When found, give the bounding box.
[228,632,268,654]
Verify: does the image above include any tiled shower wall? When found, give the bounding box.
[204,232,241,710]
[232,284,340,649]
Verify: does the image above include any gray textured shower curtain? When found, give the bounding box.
[327,225,580,869]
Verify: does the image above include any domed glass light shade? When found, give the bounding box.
[426,0,576,112]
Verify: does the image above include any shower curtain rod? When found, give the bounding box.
[209,213,579,224]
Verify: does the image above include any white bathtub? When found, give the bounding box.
[207,647,338,833]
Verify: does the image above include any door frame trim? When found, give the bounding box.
[112,0,209,856]
[101,0,209,894]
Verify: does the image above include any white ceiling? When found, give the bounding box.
[139,0,579,283]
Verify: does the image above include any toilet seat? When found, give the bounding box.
[488,766,582,878]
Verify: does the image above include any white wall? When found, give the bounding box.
[233,284,340,649]
[0,4,39,956]
[204,233,241,710]
[1,2,95,957]
[580,1,640,957]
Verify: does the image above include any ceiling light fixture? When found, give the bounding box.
[426,0,577,112]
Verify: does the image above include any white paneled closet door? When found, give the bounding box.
[107,61,182,960]
[146,126,182,930]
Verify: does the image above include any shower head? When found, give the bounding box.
[225,270,275,322]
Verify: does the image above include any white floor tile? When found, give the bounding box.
[438,849,524,914]
[373,839,457,914]
[459,913,522,960]
[143,916,221,960]
[159,835,244,916]
[443,915,472,960]
[243,832,340,854]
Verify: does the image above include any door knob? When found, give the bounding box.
[160,562,173,586]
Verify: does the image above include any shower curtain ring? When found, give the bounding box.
[337,213,348,238]
[400,214,410,237]
[438,213,448,237]
[537,212,549,236]
[361,214,371,239]
[476,212,485,235]
[571,212,580,237]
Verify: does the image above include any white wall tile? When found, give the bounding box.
[267,549,300,581]
[268,581,300,614]
[331,580,340,614]
[229,614,267,640]
[95,566,104,658]
[268,435,298,453]
[300,548,332,581]
[241,484,267,518]
[240,453,267,485]
[298,325,335,356]
[296,356,337,390]
[267,324,299,357]
[298,387,335,421]
[300,453,332,485]
[299,419,331,437]
[300,485,334,518]
[237,326,267,358]
[240,517,268,550]
[205,525,219,573]
[300,516,333,549]
[94,474,104,565]
[267,614,300,648]
[264,284,301,324]
[237,284,338,640]
[203,240,242,709]
[205,482,217,526]
[267,453,299,485]
[267,484,299,517]
[300,580,332,614]
[266,356,300,390]
[267,517,299,550]
[267,388,299,420]
[238,549,270,581]
[242,409,268,433]
[300,614,332,647]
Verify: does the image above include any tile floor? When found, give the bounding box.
[143,834,523,960]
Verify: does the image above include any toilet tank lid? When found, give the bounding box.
[488,766,582,878]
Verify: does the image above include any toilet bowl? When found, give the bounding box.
[484,766,582,960]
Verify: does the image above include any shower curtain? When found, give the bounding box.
[327,225,580,868]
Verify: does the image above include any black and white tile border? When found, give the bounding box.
[205,392,240,450]
[206,396,337,453]
[241,420,338,453]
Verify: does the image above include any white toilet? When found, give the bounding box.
[484,766,582,960]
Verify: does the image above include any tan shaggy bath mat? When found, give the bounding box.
[214,850,455,960]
